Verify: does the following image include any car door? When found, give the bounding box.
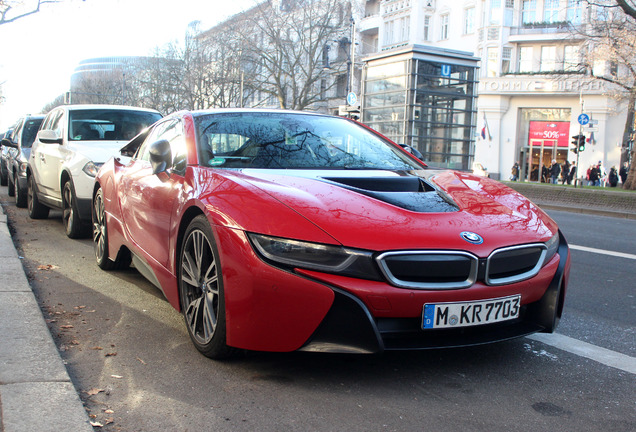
[119,118,186,269]
[32,109,65,201]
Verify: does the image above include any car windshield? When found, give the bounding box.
[69,109,162,142]
[195,112,422,170]
[22,118,44,148]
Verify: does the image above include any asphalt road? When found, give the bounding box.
[0,189,634,432]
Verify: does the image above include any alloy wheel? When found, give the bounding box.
[181,228,220,345]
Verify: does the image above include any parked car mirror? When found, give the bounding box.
[398,144,425,161]
[37,130,63,145]
[1,138,17,148]
[149,139,172,175]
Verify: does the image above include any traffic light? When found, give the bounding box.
[578,134,586,152]
[571,134,581,154]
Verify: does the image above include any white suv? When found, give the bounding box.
[28,104,162,238]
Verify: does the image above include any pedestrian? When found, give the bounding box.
[561,160,571,184]
[541,164,548,183]
[510,161,519,181]
[620,161,629,184]
[597,161,606,187]
[589,164,600,186]
[608,166,619,187]
[550,159,561,184]
[568,161,577,185]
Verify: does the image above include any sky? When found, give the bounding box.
[0,0,257,130]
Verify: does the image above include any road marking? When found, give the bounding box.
[569,244,636,261]
[527,333,636,375]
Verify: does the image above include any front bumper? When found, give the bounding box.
[216,227,570,354]
[300,232,570,353]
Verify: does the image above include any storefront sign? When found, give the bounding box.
[528,121,570,147]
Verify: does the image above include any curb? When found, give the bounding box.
[0,208,93,432]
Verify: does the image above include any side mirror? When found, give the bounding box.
[399,144,425,161]
[1,138,17,149]
[149,139,172,175]
[38,130,63,145]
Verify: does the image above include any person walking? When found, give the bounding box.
[589,164,600,186]
[568,161,577,185]
[510,161,519,181]
[550,159,561,184]
[561,160,571,184]
[608,166,619,187]
[620,161,629,184]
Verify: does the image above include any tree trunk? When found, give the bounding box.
[624,149,636,189]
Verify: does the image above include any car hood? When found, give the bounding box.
[68,141,127,164]
[230,168,557,255]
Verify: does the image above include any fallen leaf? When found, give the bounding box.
[105,352,117,357]
[111,375,123,379]
[136,357,147,365]
[85,388,104,396]
[90,421,103,427]
[60,325,74,329]
[37,264,59,271]
[91,346,103,350]
[104,409,114,414]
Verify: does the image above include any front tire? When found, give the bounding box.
[179,216,235,359]
[92,187,130,270]
[27,175,49,219]
[14,173,27,207]
[7,172,15,197]
[63,180,87,238]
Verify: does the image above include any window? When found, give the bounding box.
[566,0,582,24]
[564,45,580,71]
[464,7,475,34]
[490,0,501,25]
[502,47,512,74]
[522,0,537,24]
[518,46,533,72]
[544,0,560,23]
[487,48,498,77]
[540,46,557,72]
[440,14,449,40]
[423,15,431,41]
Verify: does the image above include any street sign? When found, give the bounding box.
[588,119,598,125]
[347,92,358,106]
[441,64,452,77]
[578,113,590,125]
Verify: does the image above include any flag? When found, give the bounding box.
[481,114,491,141]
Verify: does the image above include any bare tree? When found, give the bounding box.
[231,0,352,111]
[0,0,82,26]
[71,71,125,105]
[575,1,636,189]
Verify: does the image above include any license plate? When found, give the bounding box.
[422,295,521,329]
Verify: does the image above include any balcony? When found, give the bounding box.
[508,21,581,43]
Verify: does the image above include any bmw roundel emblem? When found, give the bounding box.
[460,231,483,245]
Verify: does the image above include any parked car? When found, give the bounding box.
[93,109,570,359]
[1,115,45,207]
[1,127,15,186]
[28,104,162,238]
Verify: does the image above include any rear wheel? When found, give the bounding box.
[27,175,49,219]
[179,216,235,359]
[14,173,27,207]
[63,180,87,238]
[0,163,7,186]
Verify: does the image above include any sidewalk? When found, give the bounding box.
[0,206,93,432]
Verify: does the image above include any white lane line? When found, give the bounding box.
[569,244,636,261]
[527,333,636,375]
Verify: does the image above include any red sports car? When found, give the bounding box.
[92,109,570,359]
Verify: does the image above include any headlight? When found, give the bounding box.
[18,161,28,176]
[248,233,382,280]
[82,161,104,177]
[543,231,560,265]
